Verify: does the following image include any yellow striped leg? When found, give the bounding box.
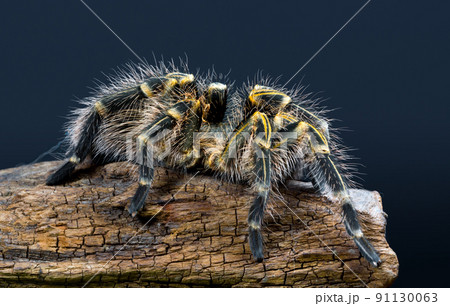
[129,100,193,216]
[280,120,381,267]
[220,111,273,262]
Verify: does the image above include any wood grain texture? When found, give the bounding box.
[0,161,398,287]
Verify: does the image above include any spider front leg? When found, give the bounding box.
[248,113,272,262]
[218,111,272,262]
[46,76,178,186]
[129,98,200,216]
[282,120,381,267]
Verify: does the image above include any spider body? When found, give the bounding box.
[46,63,381,267]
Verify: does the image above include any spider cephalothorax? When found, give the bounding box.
[46,63,381,267]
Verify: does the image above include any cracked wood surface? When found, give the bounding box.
[0,161,398,287]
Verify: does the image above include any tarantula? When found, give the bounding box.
[46,62,381,267]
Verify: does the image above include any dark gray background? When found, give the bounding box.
[1,0,449,287]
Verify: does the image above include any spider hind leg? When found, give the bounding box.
[280,120,381,267]
[312,151,381,267]
[342,199,381,267]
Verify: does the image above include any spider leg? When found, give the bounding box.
[46,76,178,185]
[248,112,272,262]
[128,99,195,216]
[313,155,381,267]
[219,111,272,262]
[281,120,381,267]
[46,108,101,185]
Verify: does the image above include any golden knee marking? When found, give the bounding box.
[140,83,153,97]
[208,82,227,93]
[164,73,194,86]
[94,101,107,117]
[249,221,261,230]
[137,134,149,145]
[280,95,292,108]
[165,78,178,87]
[69,155,80,164]
[256,184,270,193]
[249,85,290,107]
[273,114,283,130]
[353,229,364,239]
[192,98,201,111]
[294,121,309,133]
[180,74,194,85]
[167,108,183,120]
[294,121,329,153]
[162,78,178,95]
[139,178,151,186]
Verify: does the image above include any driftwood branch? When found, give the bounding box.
[0,161,398,287]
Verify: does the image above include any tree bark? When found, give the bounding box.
[0,161,398,287]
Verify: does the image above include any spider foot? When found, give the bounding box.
[353,234,381,267]
[128,184,151,217]
[343,201,381,267]
[249,220,264,262]
[46,159,78,185]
